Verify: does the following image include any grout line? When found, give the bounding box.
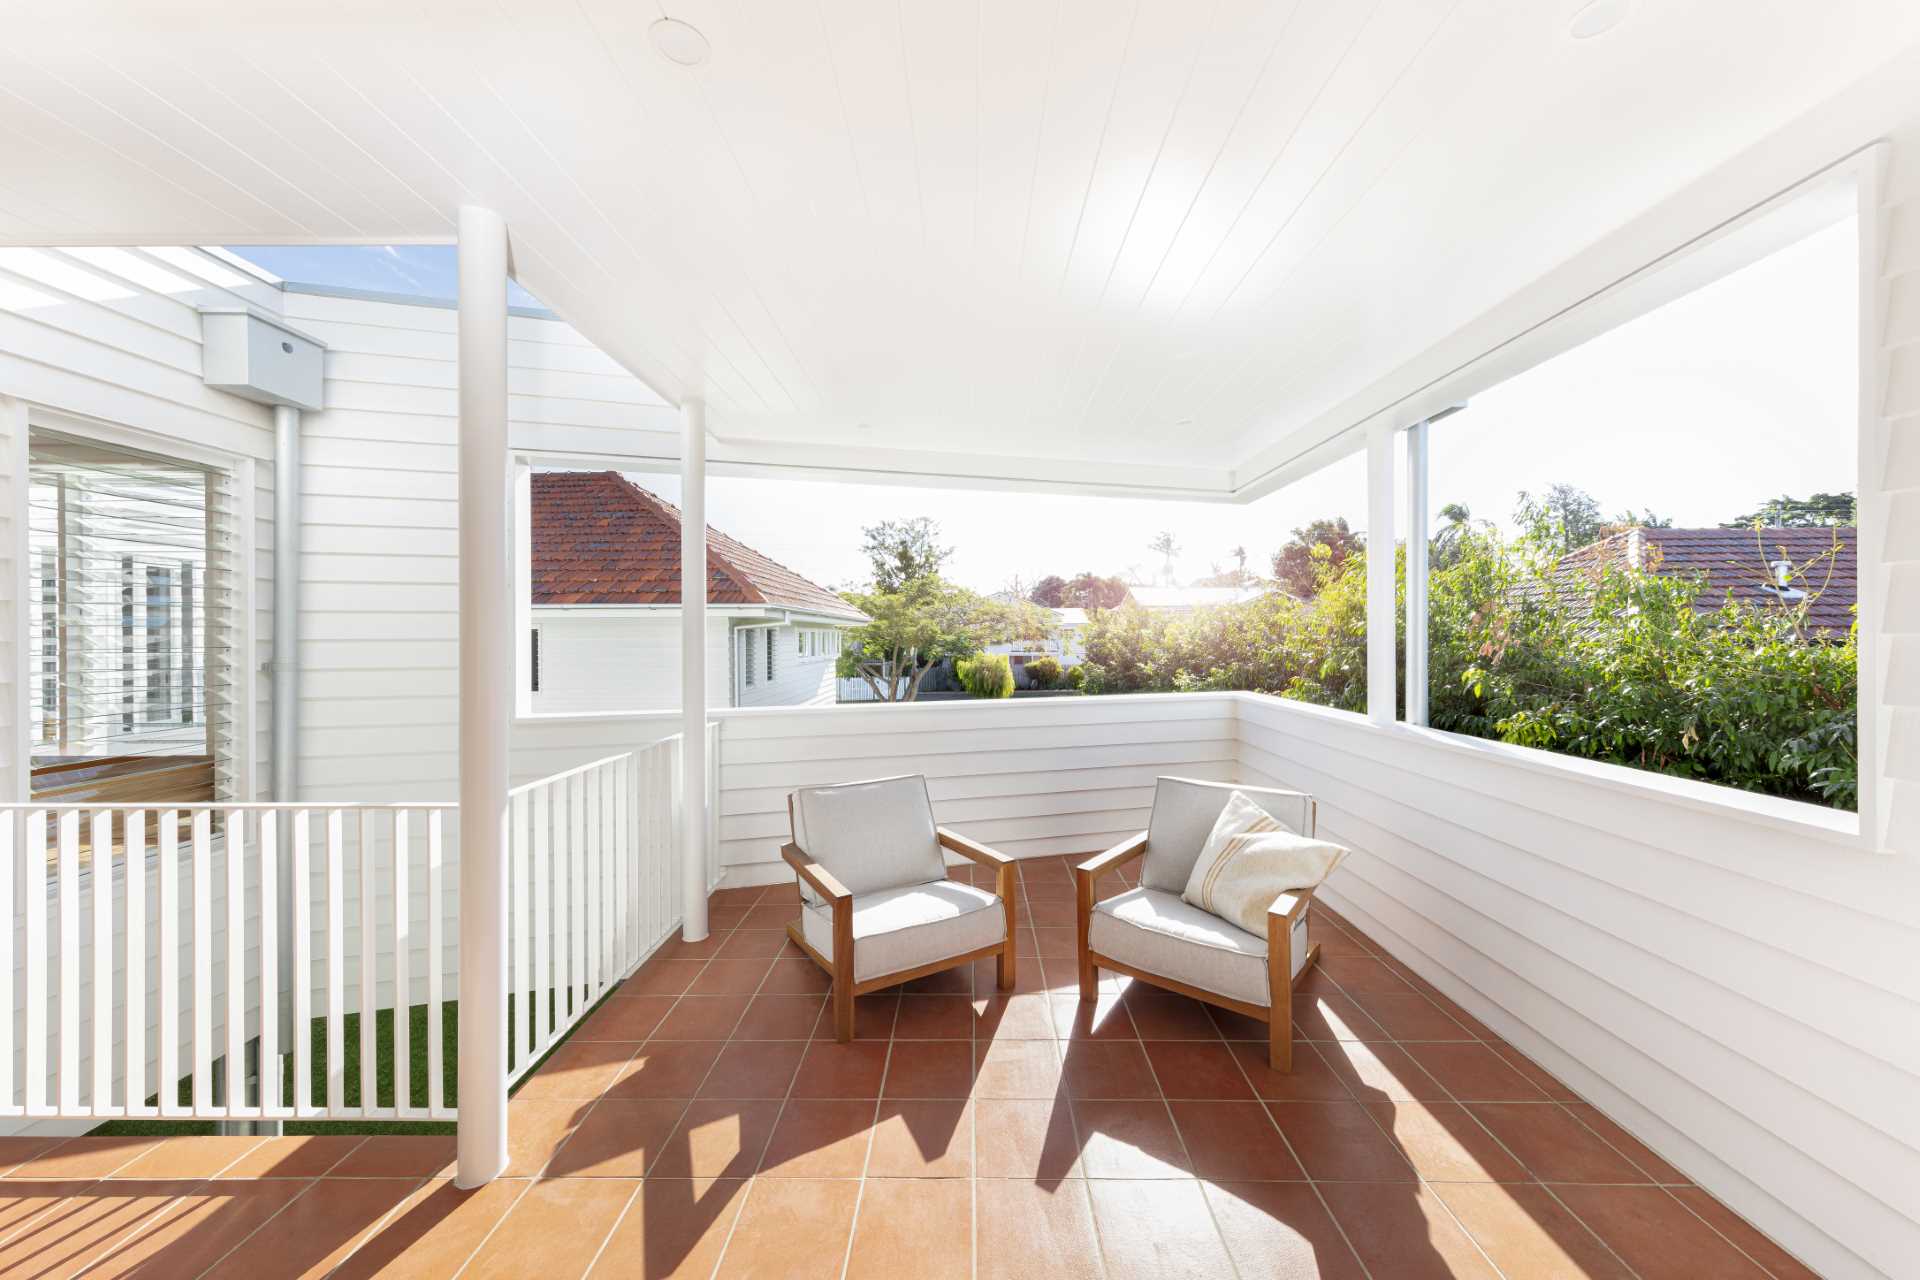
[1134,1017,1243,1280]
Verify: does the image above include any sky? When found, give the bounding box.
[228,216,1857,596]
[225,244,544,309]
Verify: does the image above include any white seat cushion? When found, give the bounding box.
[1088,886,1310,1008]
[802,879,1006,983]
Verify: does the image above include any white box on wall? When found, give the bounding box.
[200,307,326,410]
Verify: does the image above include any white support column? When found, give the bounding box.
[680,399,710,941]
[1366,426,1398,726]
[1404,420,1430,728]
[512,457,534,717]
[2,396,28,804]
[455,205,511,1189]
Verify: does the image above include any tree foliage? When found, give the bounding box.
[1722,491,1856,528]
[1271,517,1363,599]
[838,577,1043,702]
[1030,571,1130,609]
[860,516,952,592]
[956,652,1015,698]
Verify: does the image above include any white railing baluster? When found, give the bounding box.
[293,810,313,1115]
[511,790,530,1072]
[427,808,445,1117]
[326,809,344,1115]
[225,809,246,1115]
[57,810,80,1116]
[91,810,114,1114]
[192,809,212,1116]
[570,773,585,1017]
[554,778,570,1025]
[25,812,46,1116]
[125,812,147,1115]
[358,810,375,1116]
[393,809,410,1116]
[585,766,601,999]
[0,812,14,1116]
[601,763,615,983]
[258,811,278,1115]
[616,757,630,975]
[533,783,551,1057]
[157,812,179,1115]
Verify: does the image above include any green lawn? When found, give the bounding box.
[92,989,602,1138]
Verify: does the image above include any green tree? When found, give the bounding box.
[1271,517,1362,598]
[838,578,1040,702]
[860,517,952,592]
[1148,531,1181,585]
[1722,492,1856,528]
[1514,483,1607,556]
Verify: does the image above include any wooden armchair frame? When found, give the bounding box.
[1075,832,1321,1071]
[783,826,1018,1042]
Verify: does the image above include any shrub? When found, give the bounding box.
[1025,656,1063,689]
[1064,664,1087,690]
[955,653,1015,698]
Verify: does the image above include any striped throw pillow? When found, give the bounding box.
[1180,790,1347,939]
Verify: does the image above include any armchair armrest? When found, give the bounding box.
[937,827,1012,868]
[1266,885,1315,932]
[781,842,851,903]
[1076,831,1146,885]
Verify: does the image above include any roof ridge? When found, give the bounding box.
[607,473,766,605]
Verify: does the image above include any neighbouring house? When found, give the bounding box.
[1127,583,1269,612]
[985,606,1090,678]
[1556,526,1858,637]
[531,471,868,711]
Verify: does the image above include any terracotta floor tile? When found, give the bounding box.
[1207,1004,1272,1042]
[585,1177,749,1279]
[716,928,791,958]
[328,1135,456,1179]
[1269,1100,1417,1182]
[883,1039,974,1098]
[651,994,752,1040]
[1231,1040,1354,1102]
[894,994,974,1039]
[576,994,677,1041]
[1088,1178,1234,1280]
[973,993,1058,1040]
[1349,990,1475,1040]
[1318,1039,1451,1102]
[1024,897,1077,928]
[719,1178,860,1280]
[1292,991,1389,1041]
[607,1040,724,1099]
[515,1039,637,1101]
[973,1037,1064,1099]
[460,1176,634,1280]
[1168,1100,1304,1181]
[623,958,709,997]
[976,1177,1103,1280]
[1433,1182,1634,1280]
[792,1040,891,1097]
[734,994,826,1039]
[1062,1040,1161,1099]
[1053,992,1137,1041]
[1319,1182,1500,1279]
[973,1099,1081,1179]
[1314,954,1418,995]
[0,1179,185,1277]
[0,1137,62,1177]
[846,1177,972,1280]
[688,957,776,996]
[1030,926,1079,958]
[697,1040,807,1098]
[1122,989,1224,1039]
[79,1177,310,1280]
[1491,1041,1585,1102]
[4,1137,157,1180]
[811,992,900,1040]
[1204,1180,1368,1279]
[214,1135,365,1179]
[758,1099,878,1178]
[504,1098,588,1176]
[324,1177,523,1279]
[1144,1039,1256,1100]
[1406,1042,1551,1102]
[652,1099,782,1180]
[200,1178,419,1279]
[1363,1100,1530,1182]
[1471,1104,1652,1183]
[901,966,974,995]
[545,1099,689,1177]
[739,903,799,930]
[650,932,730,962]
[1667,1186,1822,1280]
[709,886,767,908]
[1566,1103,1692,1183]
[1070,1099,1192,1178]
[1554,1185,1772,1280]
[108,1135,262,1179]
[866,1100,971,1177]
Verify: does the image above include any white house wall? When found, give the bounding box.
[735,623,841,710]
[531,613,729,715]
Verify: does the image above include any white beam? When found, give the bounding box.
[681,399,710,942]
[1404,421,1430,728]
[1366,427,1398,726]
[455,205,510,1189]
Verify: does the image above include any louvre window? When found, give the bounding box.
[26,431,240,810]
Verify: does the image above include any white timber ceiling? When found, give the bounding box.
[1,0,1916,496]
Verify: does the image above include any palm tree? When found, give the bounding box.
[1433,503,1473,566]
[1148,531,1180,585]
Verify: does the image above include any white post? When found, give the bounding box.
[1366,426,1398,726]
[513,457,533,717]
[680,399,710,942]
[1404,421,1430,728]
[456,205,511,1188]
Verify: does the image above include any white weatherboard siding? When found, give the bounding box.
[531,613,729,714]
[735,623,841,709]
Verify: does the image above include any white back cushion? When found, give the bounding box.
[790,774,946,897]
[1142,777,1313,894]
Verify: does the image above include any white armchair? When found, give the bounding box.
[1076,777,1323,1071]
[783,774,1018,1041]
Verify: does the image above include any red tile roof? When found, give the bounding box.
[1558,526,1856,635]
[531,471,868,622]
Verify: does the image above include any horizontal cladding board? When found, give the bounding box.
[718,738,1234,794]
[719,717,1234,764]
[0,274,204,373]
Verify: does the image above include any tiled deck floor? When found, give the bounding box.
[0,854,1818,1279]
